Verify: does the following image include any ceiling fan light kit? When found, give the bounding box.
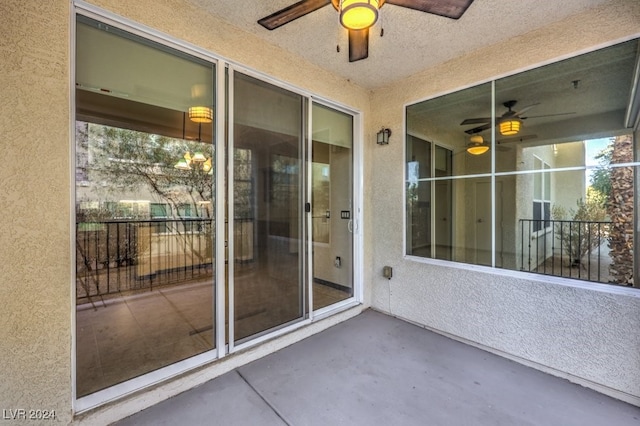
[340,0,380,30]
[258,0,474,62]
[499,118,521,136]
[467,134,489,155]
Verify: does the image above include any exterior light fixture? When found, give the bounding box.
[499,118,521,136]
[376,127,391,144]
[339,0,380,30]
[467,135,489,155]
[188,106,213,123]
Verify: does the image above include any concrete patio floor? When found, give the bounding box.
[115,309,640,426]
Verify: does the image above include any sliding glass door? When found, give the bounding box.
[75,12,360,403]
[231,72,307,343]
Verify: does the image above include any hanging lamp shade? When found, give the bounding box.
[467,135,489,155]
[174,158,191,170]
[191,151,207,163]
[188,106,213,123]
[499,118,521,136]
[202,158,212,173]
[340,0,379,30]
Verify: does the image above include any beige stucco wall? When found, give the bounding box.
[370,0,640,404]
[0,0,73,423]
[1,0,371,424]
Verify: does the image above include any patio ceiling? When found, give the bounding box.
[186,0,614,89]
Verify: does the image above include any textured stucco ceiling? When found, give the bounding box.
[186,0,614,89]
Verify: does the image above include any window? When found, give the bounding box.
[406,38,640,288]
[532,158,551,232]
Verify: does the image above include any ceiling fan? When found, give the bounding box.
[461,100,575,135]
[466,132,538,155]
[258,0,475,62]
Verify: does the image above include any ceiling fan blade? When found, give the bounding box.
[386,0,475,19]
[349,29,369,62]
[521,112,576,120]
[512,102,540,117]
[464,123,492,134]
[258,0,331,30]
[460,117,491,125]
[497,134,538,144]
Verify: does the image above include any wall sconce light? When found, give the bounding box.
[377,127,391,145]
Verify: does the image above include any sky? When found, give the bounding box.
[584,137,612,186]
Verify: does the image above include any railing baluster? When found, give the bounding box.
[516,218,611,284]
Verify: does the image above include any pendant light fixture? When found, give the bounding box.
[188,106,213,123]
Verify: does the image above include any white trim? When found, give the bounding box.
[490,81,496,268]
[352,105,365,304]
[232,319,312,353]
[215,62,227,357]
[313,298,361,320]
[227,65,236,353]
[69,0,78,410]
[402,108,408,259]
[307,101,315,320]
[405,162,640,184]
[75,350,218,414]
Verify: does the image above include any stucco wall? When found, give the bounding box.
[1,0,371,424]
[370,0,640,404]
[0,0,73,423]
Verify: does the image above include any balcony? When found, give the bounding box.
[113,310,639,426]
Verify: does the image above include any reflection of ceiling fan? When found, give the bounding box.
[466,133,538,155]
[258,0,475,62]
[461,100,575,135]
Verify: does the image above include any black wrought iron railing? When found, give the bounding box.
[76,218,218,304]
[519,219,611,283]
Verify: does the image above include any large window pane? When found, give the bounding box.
[75,17,215,397]
[405,38,639,290]
[494,40,637,173]
[407,83,492,176]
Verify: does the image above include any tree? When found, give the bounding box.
[552,197,606,266]
[589,138,614,203]
[82,123,214,217]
